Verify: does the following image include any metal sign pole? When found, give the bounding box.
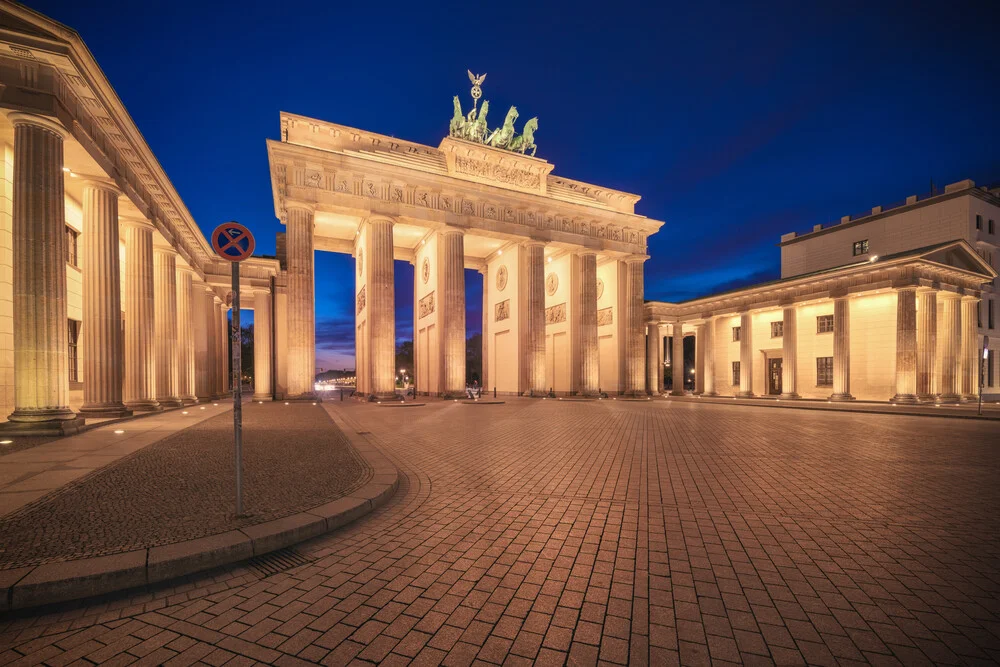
[232,262,243,515]
[980,335,988,417]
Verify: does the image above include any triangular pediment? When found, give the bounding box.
[0,5,69,43]
[920,241,996,277]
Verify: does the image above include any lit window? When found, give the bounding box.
[732,326,741,342]
[68,319,80,383]
[770,321,783,338]
[66,226,79,267]
[817,314,834,334]
[852,239,869,256]
[816,357,833,386]
[732,361,740,386]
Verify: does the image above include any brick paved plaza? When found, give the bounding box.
[2,399,1000,666]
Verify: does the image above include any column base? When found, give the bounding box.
[181,397,199,406]
[701,392,718,397]
[890,394,920,404]
[157,398,185,409]
[779,392,799,399]
[961,394,979,402]
[735,391,755,398]
[284,393,321,402]
[1,416,85,437]
[936,393,962,404]
[124,400,162,412]
[251,394,273,402]
[78,405,133,419]
[670,390,686,396]
[828,393,855,401]
[917,393,938,403]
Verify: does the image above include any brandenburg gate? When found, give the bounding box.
[267,76,663,399]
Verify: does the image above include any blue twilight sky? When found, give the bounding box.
[27,0,1000,371]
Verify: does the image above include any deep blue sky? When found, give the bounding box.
[29,0,1000,370]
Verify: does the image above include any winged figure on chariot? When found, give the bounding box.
[448,71,538,157]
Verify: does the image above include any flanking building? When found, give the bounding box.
[647,181,998,402]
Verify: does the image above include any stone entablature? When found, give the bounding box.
[439,136,554,196]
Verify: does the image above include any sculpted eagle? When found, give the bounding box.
[468,70,486,86]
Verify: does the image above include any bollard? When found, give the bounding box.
[494,386,497,399]
[340,388,343,401]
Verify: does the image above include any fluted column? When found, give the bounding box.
[79,179,129,417]
[737,312,754,397]
[938,293,961,402]
[830,297,853,400]
[176,266,197,404]
[780,305,798,398]
[367,217,396,399]
[703,319,716,396]
[153,246,182,407]
[916,290,937,401]
[961,297,979,401]
[693,323,705,394]
[646,323,661,394]
[122,218,159,411]
[6,114,78,428]
[578,252,599,396]
[671,323,685,395]
[522,241,546,395]
[194,283,214,401]
[891,287,919,403]
[480,268,488,392]
[253,290,273,400]
[439,230,465,397]
[286,205,316,398]
[217,300,229,397]
[210,297,223,398]
[622,257,646,396]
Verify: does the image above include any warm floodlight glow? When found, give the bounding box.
[869,255,879,262]
[114,430,125,434]
[0,440,12,445]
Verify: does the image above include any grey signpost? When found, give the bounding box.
[211,222,256,516]
[981,335,989,417]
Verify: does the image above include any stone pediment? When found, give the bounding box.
[920,243,996,277]
[438,136,555,197]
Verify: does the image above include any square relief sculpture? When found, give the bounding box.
[356,285,366,315]
[419,291,435,319]
[597,307,613,326]
[495,299,510,322]
[545,303,566,324]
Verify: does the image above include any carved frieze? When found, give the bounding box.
[545,272,559,296]
[545,302,566,324]
[356,285,366,315]
[597,307,613,327]
[419,291,435,318]
[495,299,510,322]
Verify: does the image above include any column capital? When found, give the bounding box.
[575,248,599,258]
[622,254,649,264]
[6,111,69,139]
[120,215,155,231]
[176,263,196,276]
[153,242,178,257]
[521,239,546,249]
[79,176,122,197]
[438,225,463,237]
[960,294,980,302]
[363,215,396,227]
[285,201,316,215]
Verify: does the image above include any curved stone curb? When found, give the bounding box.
[0,417,399,612]
[664,395,1000,421]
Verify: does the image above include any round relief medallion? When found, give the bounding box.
[596,278,605,300]
[357,249,364,277]
[545,272,559,297]
[495,265,508,292]
[421,257,430,284]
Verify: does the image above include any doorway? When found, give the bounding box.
[768,358,782,395]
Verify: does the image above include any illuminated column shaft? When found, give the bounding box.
[938,294,961,402]
[916,290,937,400]
[703,318,716,396]
[154,246,182,407]
[367,217,396,399]
[694,323,706,394]
[780,306,798,398]
[522,242,546,395]
[253,290,273,400]
[671,323,685,395]
[194,283,214,401]
[123,218,159,411]
[439,230,465,396]
[481,267,488,392]
[737,312,754,397]
[830,297,853,400]
[579,252,599,396]
[216,300,229,397]
[79,180,129,417]
[7,114,76,425]
[286,205,316,398]
[646,322,661,394]
[961,297,979,400]
[176,267,196,404]
[891,287,918,403]
[622,258,645,396]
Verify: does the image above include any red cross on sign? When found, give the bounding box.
[211,222,255,262]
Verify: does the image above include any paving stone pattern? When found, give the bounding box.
[0,403,369,569]
[1,398,999,666]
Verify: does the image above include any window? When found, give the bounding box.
[976,214,982,230]
[816,357,833,386]
[66,226,79,267]
[852,239,869,256]
[732,361,740,386]
[817,314,834,333]
[732,326,741,342]
[990,298,995,330]
[68,319,80,383]
[990,219,996,235]
[989,350,995,388]
[770,321,783,338]
[978,302,982,328]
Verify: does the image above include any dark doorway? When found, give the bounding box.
[768,358,782,395]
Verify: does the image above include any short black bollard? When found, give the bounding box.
[340,388,343,401]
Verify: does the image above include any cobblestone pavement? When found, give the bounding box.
[1,398,999,666]
[0,403,368,569]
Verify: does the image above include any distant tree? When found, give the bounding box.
[241,324,254,382]
[396,341,413,386]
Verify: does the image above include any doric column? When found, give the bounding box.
[916,290,937,401]
[578,252,599,396]
[891,287,919,403]
[216,299,229,397]
[439,229,465,397]
[176,266,197,404]
[79,179,129,417]
[703,318,716,396]
[622,257,646,396]
[480,267,488,392]
[193,282,214,401]
[522,241,546,395]
[671,323,685,395]
[737,312,754,397]
[961,297,979,401]
[780,305,798,398]
[122,217,159,411]
[830,296,853,401]
[646,322,661,394]
[286,205,316,398]
[693,323,705,394]
[938,293,961,402]
[253,289,273,401]
[363,217,396,399]
[6,113,79,429]
[153,245,182,407]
